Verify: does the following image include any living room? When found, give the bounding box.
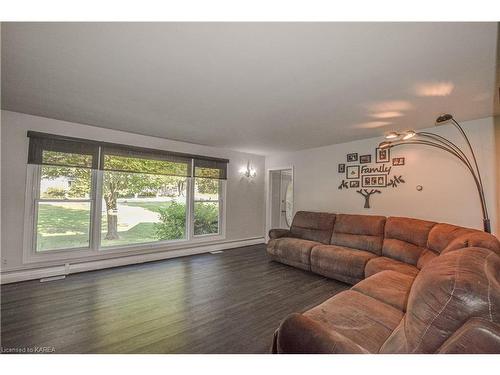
[1,1,500,373]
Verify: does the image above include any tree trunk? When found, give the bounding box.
[177,180,185,196]
[104,194,120,240]
[363,195,371,209]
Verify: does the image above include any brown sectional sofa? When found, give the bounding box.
[267,211,500,353]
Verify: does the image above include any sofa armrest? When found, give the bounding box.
[437,318,500,353]
[442,232,500,256]
[272,313,369,354]
[269,228,292,240]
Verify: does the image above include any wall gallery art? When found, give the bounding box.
[392,157,405,166]
[359,154,371,164]
[337,147,405,208]
[347,153,358,162]
[375,147,390,163]
[346,165,360,179]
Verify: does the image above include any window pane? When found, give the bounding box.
[194,202,219,236]
[103,154,189,176]
[194,178,220,201]
[40,166,91,199]
[100,172,187,247]
[36,202,91,251]
[194,166,224,179]
[42,150,93,168]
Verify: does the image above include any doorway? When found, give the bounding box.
[269,168,293,229]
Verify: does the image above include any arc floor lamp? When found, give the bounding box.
[378,114,491,233]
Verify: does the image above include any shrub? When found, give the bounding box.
[194,202,219,235]
[154,201,219,240]
[154,202,186,240]
[43,187,67,199]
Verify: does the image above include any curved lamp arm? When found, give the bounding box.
[451,118,486,204]
[383,123,491,233]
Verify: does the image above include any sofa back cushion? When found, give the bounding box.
[382,217,436,266]
[427,223,500,256]
[330,214,386,255]
[290,211,336,244]
[380,247,500,353]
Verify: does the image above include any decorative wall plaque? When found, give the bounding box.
[338,147,406,208]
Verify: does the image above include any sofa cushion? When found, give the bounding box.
[365,256,419,278]
[289,211,336,244]
[267,237,319,271]
[426,223,477,253]
[268,228,292,240]
[352,270,415,311]
[303,290,404,353]
[311,244,377,284]
[380,247,500,353]
[330,214,386,255]
[382,217,436,266]
[272,313,369,354]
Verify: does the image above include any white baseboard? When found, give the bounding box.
[0,237,265,284]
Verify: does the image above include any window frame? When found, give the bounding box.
[192,177,225,238]
[23,160,226,264]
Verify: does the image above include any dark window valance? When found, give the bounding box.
[27,131,229,179]
[28,134,99,169]
[101,146,192,177]
[194,158,228,180]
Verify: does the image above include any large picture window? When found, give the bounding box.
[36,163,93,251]
[25,132,228,257]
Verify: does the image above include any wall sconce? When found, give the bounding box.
[379,114,490,233]
[240,161,257,178]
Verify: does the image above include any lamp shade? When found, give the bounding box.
[402,130,416,140]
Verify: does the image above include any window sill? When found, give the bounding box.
[23,234,226,265]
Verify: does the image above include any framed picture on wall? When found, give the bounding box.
[362,174,387,187]
[349,180,360,188]
[346,165,360,179]
[338,163,346,173]
[375,147,390,163]
[392,157,405,166]
[347,153,358,162]
[359,154,371,164]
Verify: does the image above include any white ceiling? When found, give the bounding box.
[2,22,499,155]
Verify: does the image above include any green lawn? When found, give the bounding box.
[36,201,177,251]
[35,199,215,251]
[119,200,173,213]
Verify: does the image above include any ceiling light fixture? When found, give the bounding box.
[378,114,490,233]
[384,132,400,140]
[402,130,416,140]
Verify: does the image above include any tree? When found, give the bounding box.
[41,152,187,240]
[195,168,220,195]
[356,189,381,209]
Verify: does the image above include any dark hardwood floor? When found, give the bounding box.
[1,244,348,353]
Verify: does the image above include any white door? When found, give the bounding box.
[270,169,293,229]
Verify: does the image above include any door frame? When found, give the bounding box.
[266,166,294,239]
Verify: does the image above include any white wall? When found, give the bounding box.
[266,117,498,237]
[1,111,266,272]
